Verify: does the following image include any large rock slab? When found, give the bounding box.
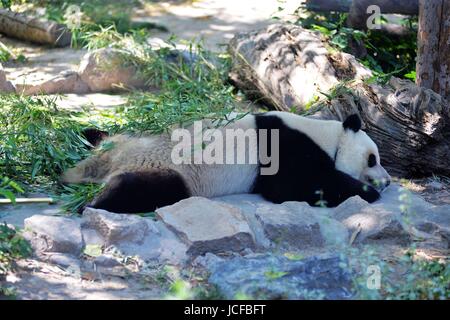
[207,254,353,299]
[156,197,256,256]
[78,48,147,92]
[115,220,188,264]
[24,215,83,255]
[216,194,348,250]
[82,208,149,245]
[16,70,89,95]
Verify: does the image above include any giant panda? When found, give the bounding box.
[61,111,391,213]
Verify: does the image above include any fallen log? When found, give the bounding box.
[0,9,71,47]
[304,0,419,15]
[228,24,450,178]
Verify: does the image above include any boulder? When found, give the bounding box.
[216,194,348,250]
[156,197,256,256]
[78,48,147,92]
[114,220,189,264]
[0,63,15,92]
[207,254,353,299]
[261,201,348,249]
[24,215,83,255]
[82,207,148,245]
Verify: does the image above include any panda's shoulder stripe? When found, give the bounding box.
[252,113,338,204]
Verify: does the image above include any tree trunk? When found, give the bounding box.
[416,0,450,103]
[228,24,450,178]
[305,0,418,15]
[0,9,71,47]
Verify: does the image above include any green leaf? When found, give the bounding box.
[83,244,102,257]
[264,270,288,280]
[284,252,304,261]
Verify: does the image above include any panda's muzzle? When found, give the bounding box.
[362,164,391,192]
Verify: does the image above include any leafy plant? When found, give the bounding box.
[0,177,24,203]
[0,95,91,187]
[59,183,104,214]
[385,251,449,300]
[0,223,32,297]
[294,10,417,81]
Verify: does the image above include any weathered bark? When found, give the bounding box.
[0,9,71,47]
[305,0,418,15]
[416,0,450,102]
[229,24,450,178]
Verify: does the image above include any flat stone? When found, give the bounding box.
[338,206,411,245]
[114,220,188,264]
[333,196,371,220]
[94,254,122,268]
[156,197,255,256]
[24,215,83,255]
[82,208,148,245]
[16,70,89,95]
[81,228,104,246]
[216,194,348,250]
[43,253,81,269]
[207,254,353,299]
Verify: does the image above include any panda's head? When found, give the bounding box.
[335,114,391,191]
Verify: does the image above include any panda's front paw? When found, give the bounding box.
[361,185,380,203]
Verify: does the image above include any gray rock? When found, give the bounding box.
[207,254,353,299]
[333,196,370,220]
[215,194,273,248]
[256,203,325,249]
[82,208,149,245]
[217,194,348,250]
[94,254,122,267]
[44,253,80,269]
[339,206,411,245]
[24,215,83,255]
[16,71,89,95]
[81,228,104,246]
[115,220,188,264]
[78,48,147,92]
[426,181,444,190]
[0,63,15,93]
[156,197,256,256]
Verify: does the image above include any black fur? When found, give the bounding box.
[89,170,190,213]
[82,128,109,149]
[253,115,379,207]
[342,114,361,132]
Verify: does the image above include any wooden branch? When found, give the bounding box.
[416,0,450,102]
[228,24,450,178]
[0,197,54,204]
[0,9,71,47]
[305,0,419,15]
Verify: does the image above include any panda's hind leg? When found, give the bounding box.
[89,169,190,214]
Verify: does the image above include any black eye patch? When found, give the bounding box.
[368,154,377,168]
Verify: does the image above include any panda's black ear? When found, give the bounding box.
[343,114,361,132]
[82,128,109,149]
